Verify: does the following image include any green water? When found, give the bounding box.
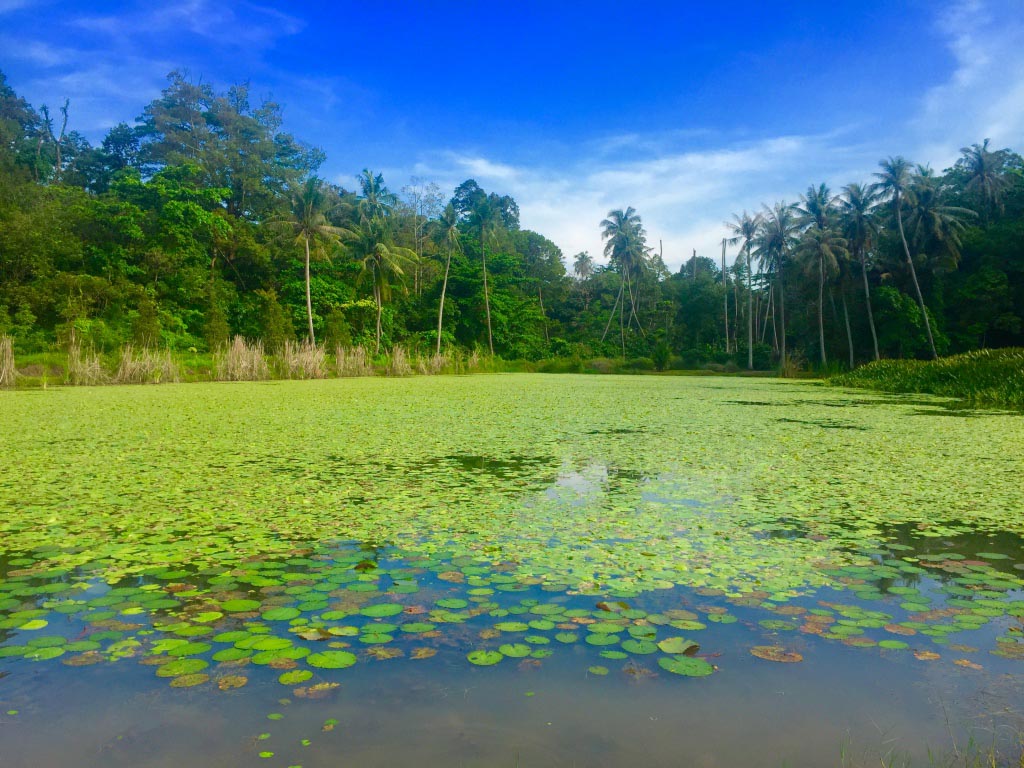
[0,375,1022,767]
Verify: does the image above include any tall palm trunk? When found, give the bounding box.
[858,248,879,361]
[817,251,826,366]
[895,198,937,359]
[601,279,625,343]
[842,289,854,369]
[374,280,382,355]
[779,254,787,367]
[721,239,729,353]
[619,277,626,358]
[538,286,549,343]
[436,248,452,355]
[746,244,753,369]
[481,233,494,356]
[304,234,315,344]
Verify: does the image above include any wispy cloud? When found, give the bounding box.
[73,0,304,49]
[913,0,1024,164]
[402,131,865,270]
[387,0,1024,271]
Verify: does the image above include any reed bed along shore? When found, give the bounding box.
[830,348,1024,409]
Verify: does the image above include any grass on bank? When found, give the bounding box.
[830,348,1024,409]
[0,336,775,389]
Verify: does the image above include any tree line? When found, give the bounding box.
[2,69,1022,370]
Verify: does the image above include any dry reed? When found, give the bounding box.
[114,345,180,384]
[335,345,375,377]
[67,340,108,385]
[281,340,327,379]
[416,352,448,375]
[386,346,412,376]
[0,335,14,388]
[214,336,270,381]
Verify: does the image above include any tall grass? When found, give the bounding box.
[67,340,108,386]
[335,345,375,377]
[114,345,181,384]
[281,340,326,379]
[214,336,269,381]
[416,352,448,375]
[385,346,413,376]
[830,348,1024,409]
[0,335,14,388]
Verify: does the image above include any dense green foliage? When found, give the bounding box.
[831,348,1024,408]
[2,70,1023,369]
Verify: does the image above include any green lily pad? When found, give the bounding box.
[467,650,503,666]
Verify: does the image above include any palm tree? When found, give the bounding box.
[904,175,977,274]
[757,202,799,367]
[796,226,848,365]
[352,228,417,354]
[277,177,345,344]
[959,139,1010,222]
[573,251,595,280]
[354,170,417,353]
[726,211,761,369]
[600,207,649,354]
[873,157,938,358]
[433,204,461,355]
[839,183,881,361]
[358,169,397,221]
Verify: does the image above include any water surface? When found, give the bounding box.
[1,375,1022,766]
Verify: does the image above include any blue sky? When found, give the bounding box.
[2,0,1023,269]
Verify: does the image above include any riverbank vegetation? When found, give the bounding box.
[2,70,1023,383]
[831,348,1024,409]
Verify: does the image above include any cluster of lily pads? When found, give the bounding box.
[0,376,1022,697]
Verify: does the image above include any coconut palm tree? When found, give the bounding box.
[600,207,649,354]
[353,170,416,354]
[432,203,461,355]
[905,175,977,275]
[839,183,881,361]
[601,207,648,326]
[352,225,416,354]
[873,157,938,359]
[277,177,345,344]
[726,211,761,369]
[573,251,595,280]
[358,169,397,222]
[757,202,799,367]
[959,139,1010,221]
[796,226,848,365]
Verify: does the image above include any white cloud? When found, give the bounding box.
[913,0,1024,164]
[385,0,1024,272]
[73,0,303,48]
[405,131,876,272]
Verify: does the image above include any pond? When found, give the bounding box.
[0,374,1022,767]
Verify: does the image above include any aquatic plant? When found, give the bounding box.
[831,348,1024,408]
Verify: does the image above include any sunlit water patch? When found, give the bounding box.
[1,375,1022,766]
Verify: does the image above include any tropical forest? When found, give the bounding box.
[1,2,1024,767]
